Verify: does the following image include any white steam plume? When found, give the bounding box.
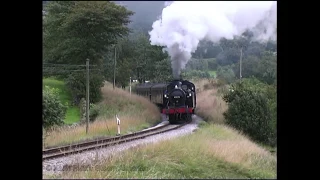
[149,1,277,79]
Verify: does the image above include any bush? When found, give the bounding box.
[65,72,104,105]
[223,78,276,146]
[43,86,67,129]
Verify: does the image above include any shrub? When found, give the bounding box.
[43,86,67,129]
[223,78,276,146]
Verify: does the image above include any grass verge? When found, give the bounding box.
[48,123,276,179]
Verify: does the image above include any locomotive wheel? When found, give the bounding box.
[186,113,192,123]
[182,113,192,123]
[168,114,176,124]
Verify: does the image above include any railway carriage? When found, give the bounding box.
[135,79,196,124]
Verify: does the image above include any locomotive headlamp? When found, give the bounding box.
[164,94,168,98]
[189,93,191,97]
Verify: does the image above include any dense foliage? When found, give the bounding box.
[43,86,67,129]
[65,72,105,104]
[43,1,134,103]
[223,78,276,146]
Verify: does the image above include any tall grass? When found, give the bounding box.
[192,78,228,124]
[50,124,276,179]
[44,82,161,148]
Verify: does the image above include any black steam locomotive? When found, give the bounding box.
[135,79,196,124]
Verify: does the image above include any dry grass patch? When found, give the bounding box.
[192,78,228,124]
[201,124,276,170]
[192,78,211,92]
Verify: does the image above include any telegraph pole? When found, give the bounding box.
[113,46,116,90]
[86,59,90,134]
[240,47,243,82]
[129,77,132,95]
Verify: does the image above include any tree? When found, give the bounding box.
[232,51,277,85]
[65,71,105,104]
[130,32,168,83]
[185,58,209,71]
[112,37,136,88]
[244,42,265,58]
[207,58,218,70]
[233,55,260,79]
[43,1,134,66]
[257,51,277,85]
[115,57,132,89]
[152,58,173,82]
[216,48,240,66]
[216,65,236,84]
[43,1,134,103]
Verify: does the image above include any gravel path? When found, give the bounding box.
[43,115,203,176]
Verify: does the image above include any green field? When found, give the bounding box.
[43,77,80,124]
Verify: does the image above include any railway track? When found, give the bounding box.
[43,123,186,161]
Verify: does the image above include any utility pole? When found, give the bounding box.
[130,77,132,95]
[113,46,116,90]
[240,47,243,82]
[86,59,90,134]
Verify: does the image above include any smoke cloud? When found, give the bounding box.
[149,1,277,79]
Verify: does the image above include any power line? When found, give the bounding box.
[43,69,102,72]
[43,63,97,67]
[44,69,101,71]
[43,69,102,76]
[43,63,102,72]
[43,62,104,77]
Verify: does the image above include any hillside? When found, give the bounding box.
[43,81,161,148]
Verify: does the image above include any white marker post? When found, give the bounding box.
[116,114,120,135]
